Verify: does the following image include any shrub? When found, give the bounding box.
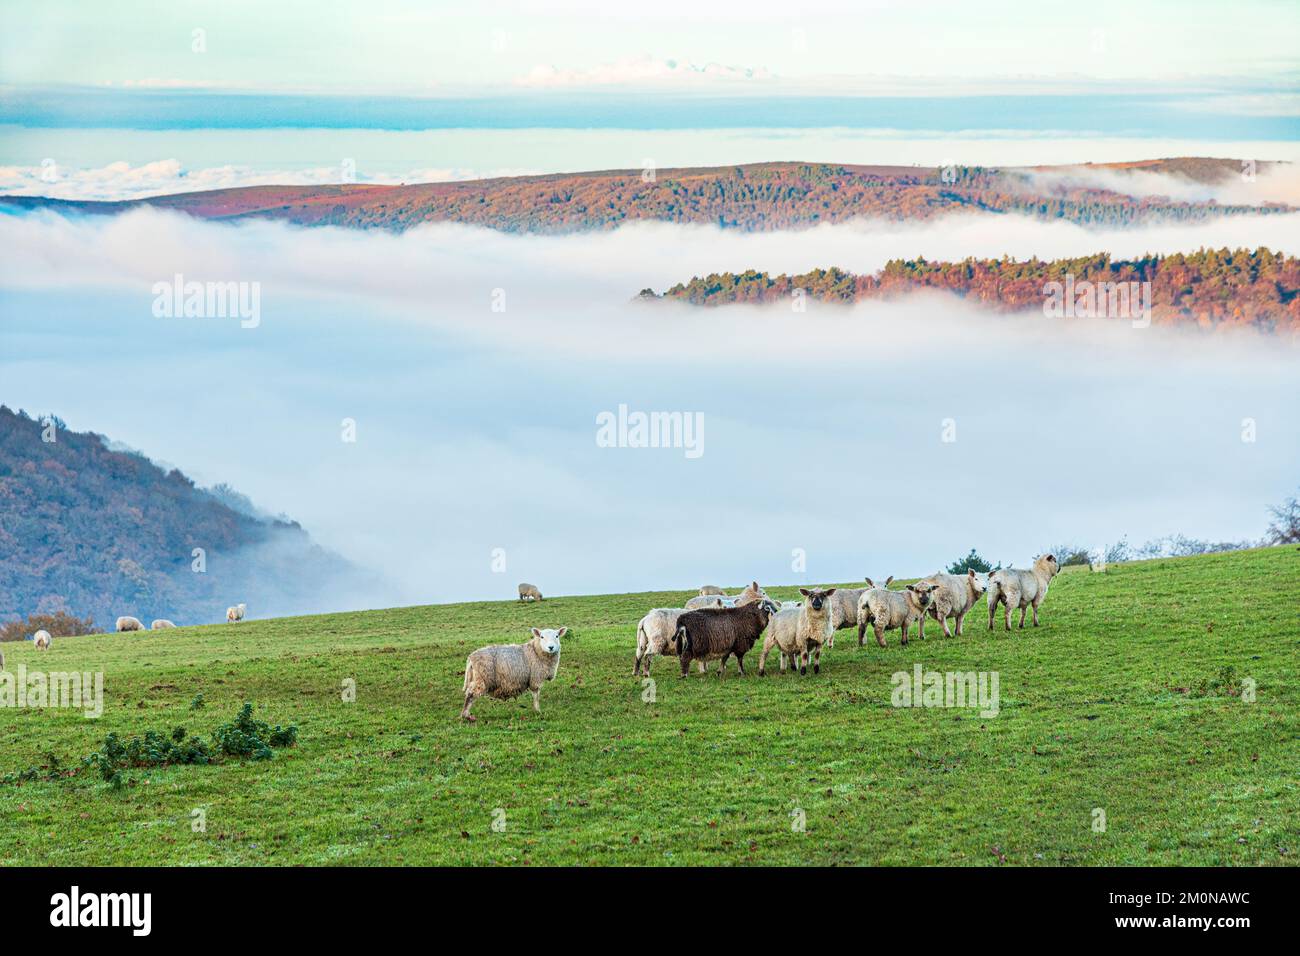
[0,611,97,643]
[946,549,999,574]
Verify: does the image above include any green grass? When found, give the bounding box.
[1,546,1297,866]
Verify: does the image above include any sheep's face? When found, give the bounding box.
[758,599,780,618]
[906,582,937,607]
[1038,554,1060,578]
[531,627,565,655]
[798,588,837,612]
[967,571,989,596]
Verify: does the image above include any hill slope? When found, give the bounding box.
[2,159,1291,233]
[1,546,1295,865]
[0,407,359,630]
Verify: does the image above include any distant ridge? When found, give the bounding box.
[2,159,1291,234]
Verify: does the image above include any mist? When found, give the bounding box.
[1,208,1296,611]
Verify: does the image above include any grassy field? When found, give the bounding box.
[1,546,1296,866]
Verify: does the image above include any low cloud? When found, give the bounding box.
[1023,162,1300,207]
[1,210,1295,609]
[516,55,774,88]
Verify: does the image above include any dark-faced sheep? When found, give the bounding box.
[759,588,836,675]
[856,578,938,647]
[673,599,778,678]
[461,627,565,722]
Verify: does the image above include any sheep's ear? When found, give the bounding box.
[864,577,874,587]
[1045,554,1055,563]
[824,588,836,596]
[968,569,976,578]
[556,627,567,639]
[751,581,759,591]
[885,576,894,586]
[798,588,811,597]
[906,584,916,592]
[531,628,542,639]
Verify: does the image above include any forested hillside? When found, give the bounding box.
[2,160,1290,233]
[0,407,359,633]
[652,247,1300,333]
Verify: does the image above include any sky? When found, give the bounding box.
[1,0,1297,92]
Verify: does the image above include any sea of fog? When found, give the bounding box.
[1,207,1297,610]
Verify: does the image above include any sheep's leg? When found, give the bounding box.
[697,661,707,674]
[718,654,728,679]
[812,646,821,675]
[857,622,867,647]
[988,599,996,630]
[1018,605,1027,629]
[954,610,965,637]
[460,694,478,722]
[758,637,773,675]
[531,690,541,713]
[874,622,887,648]
[680,655,690,679]
[1031,599,1041,627]
[918,614,926,641]
[734,652,746,677]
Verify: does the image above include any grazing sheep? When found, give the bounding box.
[684,593,732,610]
[920,570,989,637]
[987,555,1060,631]
[673,599,778,678]
[518,583,543,602]
[0,648,4,669]
[856,578,938,647]
[226,603,246,623]
[461,627,565,722]
[759,588,836,676]
[33,629,51,650]
[634,609,708,676]
[116,616,145,632]
[698,585,726,596]
[151,619,176,630]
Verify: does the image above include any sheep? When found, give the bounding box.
[759,588,836,676]
[673,599,778,678]
[33,629,51,650]
[698,585,726,596]
[729,581,769,607]
[684,593,732,610]
[634,608,711,676]
[461,627,565,722]
[825,584,871,648]
[151,619,176,630]
[226,603,246,623]
[518,583,543,602]
[987,555,1061,631]
[919,570,989,637]
[116,616,145,632]
[856,578,938,647]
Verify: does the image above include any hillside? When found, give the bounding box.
[2,159,1291,234]
[0,546,1295,865]
[649,247,1300,334]
[0,406,359,631]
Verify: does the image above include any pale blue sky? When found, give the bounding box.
[2,0,1297,92]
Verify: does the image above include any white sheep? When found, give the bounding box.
[728,581,770,606]
[698,585,726,596]
[226,603,246,623]
[684,593,732,610]
[826,585,871,648]
[856,578,938,647]
[634,609,709,676]
[151,619,176,630]
[33,629,51,650]
[517,583,543,602]
[758,588,836,675]
[461,627,566,722]
[987,555,1060,631]
[919,570,989,637]
[116,616,145,632]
